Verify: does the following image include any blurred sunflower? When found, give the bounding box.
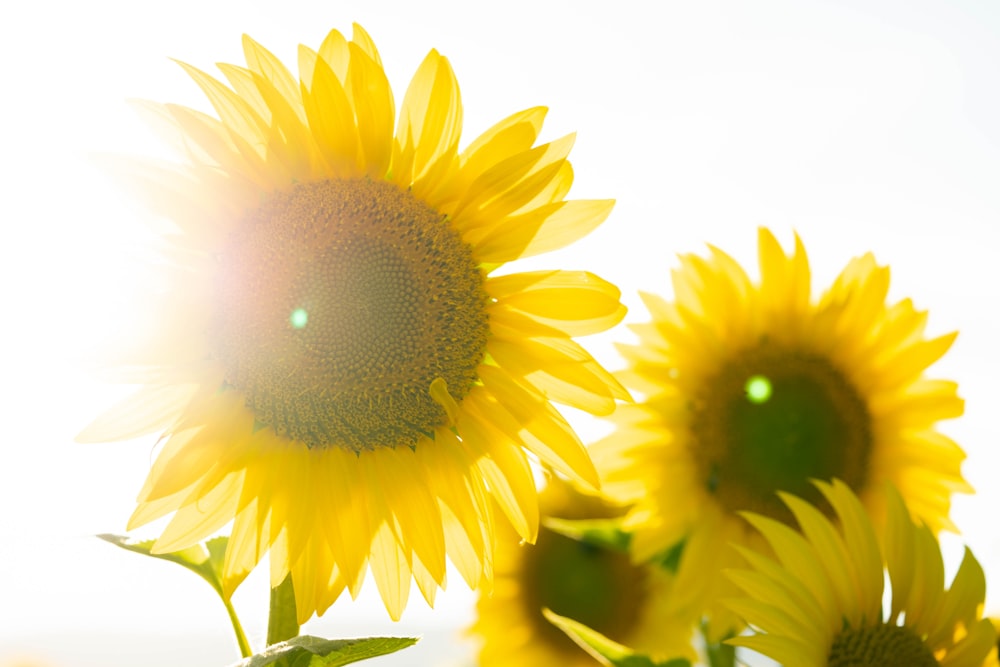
[80,24,628,622]
[727,479,995,666]
[987,625,1000,667]
[591,227,968,634]
[471,477,692,666]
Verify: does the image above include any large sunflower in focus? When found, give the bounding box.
[591,227,968,634]
[81,24,628,622]
[471,477,693,666]
[727,479,995,666]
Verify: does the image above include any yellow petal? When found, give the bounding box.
[487,270,625,336]
[452,133,573,222]
[369,521,410,621]
[780,491,866,627]
[939,618,997,667]
[487,304,568,339]
[350,24,382,64]
[477,364,599,489]
[487,336,629,415]
[346,42,394,177]
[728,634,820,667]
[392,50,461,188]
[174,59,269,154]
[241,34,306,125]
[316,448,371,596]
[472,199,614,264]
[724,598,815,643]
[89,155,249,244]
[757,227,810,317]
[153,470,243,553]
[301,51,361,178]
[458,398,539,541]
[217,63,271,124]
[742,512,839,625]
[76,383,196,443]
[223,498,270,595]
[373,446,447,587]
[733,545,832,638]
[816,479,884,622]
[244,69,317,181]
[127,487,191,530]
[882,482,917,623]
[930,547,986,647]
[317,29,350,82]
[725,569,826,645]
[457,106,546,185]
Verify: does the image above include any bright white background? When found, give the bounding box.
[1,1,998,665]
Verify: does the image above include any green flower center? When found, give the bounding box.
[212,178,489,451]
[828,624,938,667]
[691,343,872,519]
[524,526,647,652]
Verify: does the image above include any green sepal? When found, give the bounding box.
[651,539,685,573]
[542,609,690,667]
[703,622,737,667]
[228,636,419,667]
[542,517,632,553]
[98,533,230,598]
[542,518,687,575]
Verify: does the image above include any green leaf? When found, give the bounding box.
[99,534,252,657]
[542,609,690,667]
[98,533,227,597]
[542,519,687,576]
[542,517,632,552]
[228,636,420,667]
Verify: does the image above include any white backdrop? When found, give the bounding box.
[1,1,998,665]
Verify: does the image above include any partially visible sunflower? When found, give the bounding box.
[471,477,693,666]
[81,24,628,622]
[726,479,995,667]
[986,623,1000,667]
[591,227,968,634]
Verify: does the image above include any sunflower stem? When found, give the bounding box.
[223,595,253,658]
[266,574,300,646]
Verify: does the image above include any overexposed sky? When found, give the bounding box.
[2,1,999,665]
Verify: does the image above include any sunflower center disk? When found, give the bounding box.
[213,179,489,451]
[526,530,646,648]
[828,624,938,667]
[691,345,872,518]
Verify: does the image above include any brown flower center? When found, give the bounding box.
[828,624,938,667]
[523,496,647,653]
[212,178,489,451]
[690,343,872,519]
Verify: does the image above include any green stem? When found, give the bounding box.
[222,595,253,658]
[267,574,300,646]
[706,638,736,667]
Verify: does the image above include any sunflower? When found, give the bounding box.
[470,476,693,666]
[591,227,968,635]
[80,24,628,623]
[726,479,995,667]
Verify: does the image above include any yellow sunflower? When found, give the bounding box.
[471,477,693,666]
[987,624,1000,667]
[591,227,968,635]
[80,24,628,623]
[726,479,996,667]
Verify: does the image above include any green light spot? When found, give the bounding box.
[290,308,308,329]
[745,375,772,404]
